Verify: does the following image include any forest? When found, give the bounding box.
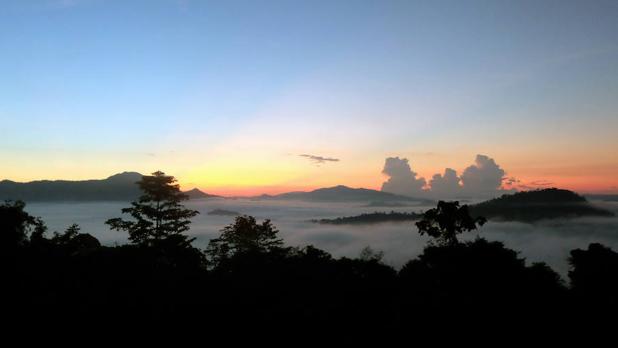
[2,172,617,335]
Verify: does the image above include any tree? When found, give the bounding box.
[398,238,564,314]
[206,215,283,265]
[359,246,384,262]
[415,201,486,246]
[106,171,199,247]
[50,224,101,251]
[51,224,81,245]
[569,243,618,304]
[0,200,46,249]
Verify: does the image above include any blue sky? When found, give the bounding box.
[1,0,617,193]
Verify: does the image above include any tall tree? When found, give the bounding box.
[415,201,486,246]
[106,171,199,247]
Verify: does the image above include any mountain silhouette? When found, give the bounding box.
[470,188,615,222]
[312,211,422,225]
[184,188,221,200]
[257,185,431,203]
[207,209,241,216]
[0,172,219,202]
[0,172,143,202]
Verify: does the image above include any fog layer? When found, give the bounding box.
[25,199,618,276]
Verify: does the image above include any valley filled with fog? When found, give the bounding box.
[24,198,618,276]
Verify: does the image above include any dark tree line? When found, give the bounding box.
[2,171,617,335]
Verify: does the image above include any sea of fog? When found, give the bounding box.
[24,199,618,277]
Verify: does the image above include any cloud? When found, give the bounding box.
[429,168,461,197]
[503,178,555,191]
[503,177,520,186]
[380,154,515,199]
[299,154,340,165]
[460,154,507,197]
[529,180,554,187]
[380,157,427,197]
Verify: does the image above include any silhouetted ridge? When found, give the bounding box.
[105,171,143,182]
[470,188,614,222]
[208,209,241,216]
[0,172,144,201]
[184,188,221,199]
[312,211,422,225]
[262,185,430,203]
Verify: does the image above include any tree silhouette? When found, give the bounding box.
[0,200,46,249]
[106,171,199,247]
[416,201,486,246]
[359,246,384,262]
[51,223,81,245]
[569,243,618,306]
[206,215,283,265]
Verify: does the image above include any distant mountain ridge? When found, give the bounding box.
[0,172,143,202]
[0,172,218,202]
[256,185,430,203]
[470,188,615,222]
[313,188,616,225]
[0,173,428,203]
[312,211,422,225]
[184,188,221,199]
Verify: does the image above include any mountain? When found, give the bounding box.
[258,185,430,203]
[207,209,241,216]
[470,188,615,222]
[0,172,143,202]
[184,188,221,200]
[311,211,422,225]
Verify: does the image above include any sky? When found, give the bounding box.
[1,0,617,195]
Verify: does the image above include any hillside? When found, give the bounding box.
[184,188,221,200]
[259,185,430,203]
[311,211,422,225]
[0,172,143,202]
[0,173,219,202]
[470,188,615,222]
[207,209,241,216]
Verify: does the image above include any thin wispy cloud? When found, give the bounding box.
[299,154,340,165]
[503,177,521,186]
[530,180,554,187]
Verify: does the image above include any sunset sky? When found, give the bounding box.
[1,0,617,195]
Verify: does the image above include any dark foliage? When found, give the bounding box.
[0,200,46,250]
[106,171,199,247]
[416,200,486,246]
[205,215,283,268]
[2,197,617,336]
[399,238,566,312]
[569,243,618,308]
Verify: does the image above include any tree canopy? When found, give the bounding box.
[106,171,199,247]
[415,201,486,246]
[0,200,46,249]
[206,215,283,266]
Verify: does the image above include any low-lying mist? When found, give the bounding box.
[24,200,618,277]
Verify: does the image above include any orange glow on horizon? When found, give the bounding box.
[179,175,618,197]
